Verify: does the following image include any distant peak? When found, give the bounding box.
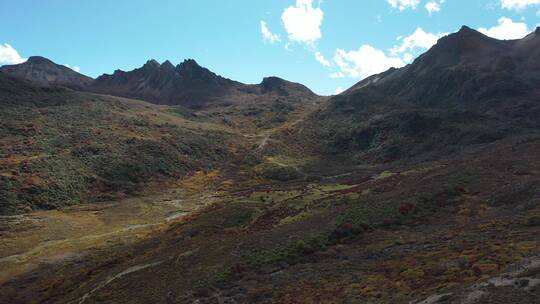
[162,60,175,69]
[261,76,286,86]
[261,76,289,92]
[536,26,540,35]
[262,76,284,82]
[437,25,490,45]
[458,25,474,33]
[144,59,160,68]
[178,59,201,69]
[27,56,54,64]
[455,25,486,38]
[176,59,207,77]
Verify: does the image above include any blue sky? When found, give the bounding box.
[1,0,539,95]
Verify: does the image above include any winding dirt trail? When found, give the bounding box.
[74,260,166,304]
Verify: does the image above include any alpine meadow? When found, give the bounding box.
[1,1,540,303]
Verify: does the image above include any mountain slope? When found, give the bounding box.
[0,73,234,214]
[292,26,540,164]
[0,56,94,90]
[348,26,539,106]
[0,57,320,214]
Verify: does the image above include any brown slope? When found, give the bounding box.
[0,73,234,215]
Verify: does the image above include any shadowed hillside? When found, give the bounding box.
[291,26,540,165]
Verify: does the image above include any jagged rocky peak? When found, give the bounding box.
[536,26,540,35]
[88,57,317,107]
[175,59,218,80]
[162,60,175,70]
[90,57,241,107]
[179,58,199,66]
[441,25,493,44]
[142,59,161,70]
[177,59,203,72]
[458,25,478,34]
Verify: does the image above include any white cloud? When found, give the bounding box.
[478,17,530,39]
[335,86,345,95]
[425,0,445,14]
[284,42,293,51]
[333,45,405,79]
[0,43,27,65]
[402,52,414,62]
[315,51,331,66]
[387,0,421,10]
[329,71,345,78]
[281,0,324,45]
[330,27,446,80]
[260,21,281,44]
[390,27,446,58]
[501,0,540,10]
[63,64,81,73]
[537,9,540,16]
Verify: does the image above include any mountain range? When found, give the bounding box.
[1,26,540,304]
[0,56,317,108]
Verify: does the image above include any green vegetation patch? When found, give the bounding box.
[0,96,232,214]
[184,204,257,236]
[255,162,302,181]
[244,235,329,267]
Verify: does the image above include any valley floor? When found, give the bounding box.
[1,136,540,303]
[0,171,226,286]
